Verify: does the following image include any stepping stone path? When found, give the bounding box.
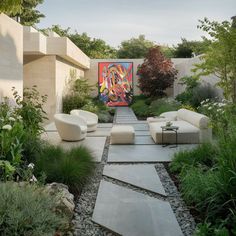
[103,164,166,195]
[92,107,189,235]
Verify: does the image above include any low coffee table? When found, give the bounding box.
[161,126,179,148]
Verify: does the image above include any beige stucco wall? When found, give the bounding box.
[24,55,56,121]
[0,13,23,101]
[47,37,90,69]
[24,55,86,122]
[23,26,47,55]
[23,27,89,122]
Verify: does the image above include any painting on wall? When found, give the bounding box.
[98,62,133,106]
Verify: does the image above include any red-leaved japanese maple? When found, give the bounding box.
[137,46,177,97]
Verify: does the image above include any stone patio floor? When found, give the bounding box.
[44,107,196,235]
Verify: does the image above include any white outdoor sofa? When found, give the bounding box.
[149,109,212,144]
[70,109,98,132]
[54,113,87,141]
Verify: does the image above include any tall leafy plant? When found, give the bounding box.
[193,18,236,101]
[13,86,48,137]
[137,46,177,97]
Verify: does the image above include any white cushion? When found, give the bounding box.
[159,111,178,121]
[147,117,170,124]
[177,109,209,129]
[110,125,135,144]
[149,121,199,144]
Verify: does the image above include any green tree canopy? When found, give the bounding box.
[41,25,117,59]
[4,0,45,26]
[0,0,22,15]
[173,38,211,58]
[193,18,236,101]
[18,0,44,26]
[117,35,155,58]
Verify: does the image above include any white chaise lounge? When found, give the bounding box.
[54,113,87,141]
[70,109,98,132]
[149,109,212,144]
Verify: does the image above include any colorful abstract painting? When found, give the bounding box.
[98,62,133,106]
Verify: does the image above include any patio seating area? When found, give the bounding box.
[43,107,196,236]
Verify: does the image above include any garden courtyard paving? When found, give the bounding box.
[44,107,196,235]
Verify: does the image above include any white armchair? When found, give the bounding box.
[54,114,87,141]
[70,109,98,132]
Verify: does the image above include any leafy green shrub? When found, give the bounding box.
[170,143,217,173]
[176,76,199,104]
[34,144,95,193]
[131,99,151,117]
[0,182,67,236]
[82,100,99,113]
[191,85,218,108]
[149,98,180,116]
[175,77,218,109]
[62,94,86,113]
[180,104,196,111]
[97,110,113,123]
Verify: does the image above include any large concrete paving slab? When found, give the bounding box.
[44,122,57,132]
[108,144,196,163]
[135,130,150,136]
[45,122,112,133]
[92,180,183,236]
[97,123,113,128]
[134,136,155,145]
[116,121,147,125]
[86,128,111,137]
[41,132,106,162]
[114,123,149,131]
[103,165,166,195]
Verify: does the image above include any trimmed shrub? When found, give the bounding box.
[34,144,95,193]
[0,182,67,236]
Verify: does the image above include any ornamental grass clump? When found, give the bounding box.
[34,144,95,193]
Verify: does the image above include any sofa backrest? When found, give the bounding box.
[177,109,209,129]
[160,111,178,121]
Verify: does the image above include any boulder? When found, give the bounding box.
[45,182,75,219]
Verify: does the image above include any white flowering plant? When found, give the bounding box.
[198,98,235,131]
[0,99,25,180]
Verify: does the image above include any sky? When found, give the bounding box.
[37,0,236,48]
